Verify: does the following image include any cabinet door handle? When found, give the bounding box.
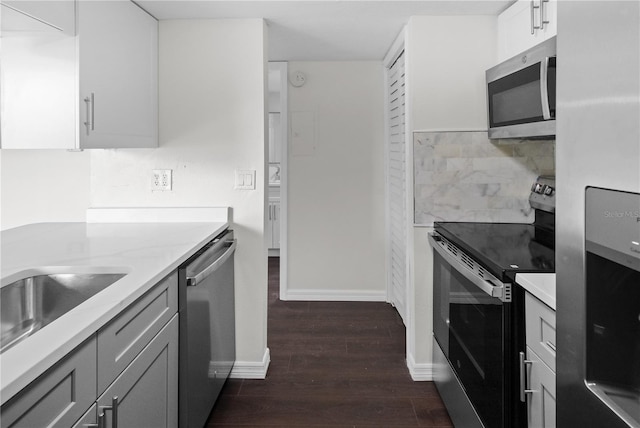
[100,396,118,428]
[530,0,541,34]
[539,0,550,30]
[84,411,106,428]
[84,93,95,135]
[519,352,535,402]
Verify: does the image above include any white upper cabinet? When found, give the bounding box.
[1,0,75,33]
[497,0,557,62]
[78,1,158,149]
[1,1,77,149]
[0,0,158,149]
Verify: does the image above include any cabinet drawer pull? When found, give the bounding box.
[100,396,118,428]
[519,351,535,402]
[84,93,95,135]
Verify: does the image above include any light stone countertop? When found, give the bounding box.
[0,220,228,404]
[515,273,556,310]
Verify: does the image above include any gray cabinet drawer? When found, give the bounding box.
[97,271,177,394]
[525,291,556,371]
[0,337,97,428]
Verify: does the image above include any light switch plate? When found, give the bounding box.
[235,169,256,190]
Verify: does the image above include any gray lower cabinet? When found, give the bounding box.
[98,315,178,428]
[97,271,178,395]
[1,271,179,428]
[0,338,97,428]
[72,404,97,428]
[524,292,556,428]
[526,347,556,428]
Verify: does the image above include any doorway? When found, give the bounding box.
[267,62,288,297]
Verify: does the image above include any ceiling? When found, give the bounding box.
[138,0,514,61]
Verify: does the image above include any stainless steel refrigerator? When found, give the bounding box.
[556,2,640,427]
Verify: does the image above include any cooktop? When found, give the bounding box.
[434,221,555,282]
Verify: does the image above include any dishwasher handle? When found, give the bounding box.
[187,239,237,287]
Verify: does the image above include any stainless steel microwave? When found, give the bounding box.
[486,37,556,139]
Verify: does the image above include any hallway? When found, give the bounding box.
[206,257,453,427]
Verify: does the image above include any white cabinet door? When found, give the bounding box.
[526,347,556,428]
[0,2,76,149]
[498,0,557,61]
[97,315,178,428]
[78,0,158,148]
[1,0,158,149]
[2,0,75,34]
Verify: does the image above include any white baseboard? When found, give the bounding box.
[406,352,434,381]
[229,347,270,379]
[281,288,387,302]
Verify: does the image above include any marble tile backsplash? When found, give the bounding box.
[414,131,555,225]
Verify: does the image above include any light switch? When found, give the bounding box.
[235,169,256,190]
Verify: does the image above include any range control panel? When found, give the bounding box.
[529,175,556,213]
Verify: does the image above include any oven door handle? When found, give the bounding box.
[428,233,510,302]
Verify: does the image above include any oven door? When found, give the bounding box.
[430,233,512,428]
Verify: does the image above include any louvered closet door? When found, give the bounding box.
[387,51,407,325]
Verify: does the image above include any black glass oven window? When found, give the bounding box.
[586,251,640,424]
[448,264,505,428]
[433,252,450,356]
[489,62,544,128]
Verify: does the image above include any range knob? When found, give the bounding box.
[543,185,554,196]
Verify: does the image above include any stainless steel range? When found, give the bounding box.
[429,176,556,428]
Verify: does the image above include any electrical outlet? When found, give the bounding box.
[152,169,172,191]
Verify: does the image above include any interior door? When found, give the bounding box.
[386,50,407,325]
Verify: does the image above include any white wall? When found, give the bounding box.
[404,16,497,376]
[90,19,269,375]
[286,61,386,300]
[407,16,497,131]
[0,150,90,230]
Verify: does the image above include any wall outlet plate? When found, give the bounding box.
[152,169,172,191]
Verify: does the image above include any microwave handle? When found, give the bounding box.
[540,57,552,120]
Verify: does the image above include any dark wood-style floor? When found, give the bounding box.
[206,257,453,427]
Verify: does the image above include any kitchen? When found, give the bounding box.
[1,1,639,427]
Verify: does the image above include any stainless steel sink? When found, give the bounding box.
[1,268,127,353]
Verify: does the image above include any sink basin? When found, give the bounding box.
[1,268,127,353]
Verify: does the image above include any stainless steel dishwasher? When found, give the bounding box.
[178,229,236,428]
